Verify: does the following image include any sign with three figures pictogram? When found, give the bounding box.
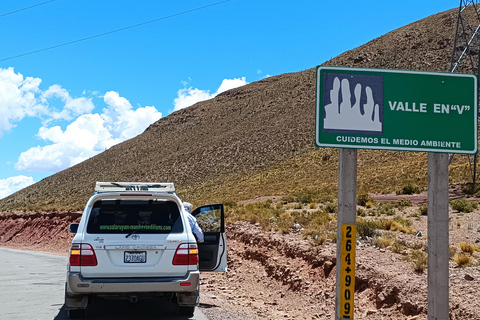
[316,66,478,154]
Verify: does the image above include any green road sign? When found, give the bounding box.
[315,66,478,154]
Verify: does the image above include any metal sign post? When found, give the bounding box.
[427,153,450,320]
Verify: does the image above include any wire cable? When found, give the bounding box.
[0,0,232,62]
[0,0,58,18]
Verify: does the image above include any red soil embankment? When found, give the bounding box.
[0,211,81,255]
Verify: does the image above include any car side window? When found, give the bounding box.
[195,206,221,232]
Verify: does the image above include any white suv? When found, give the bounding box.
[65,182,227,318]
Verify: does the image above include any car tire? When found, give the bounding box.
[178,306,195,318]
[67,309,86,319]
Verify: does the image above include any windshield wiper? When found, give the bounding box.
[125,229,141,238]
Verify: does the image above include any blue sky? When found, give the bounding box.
[0,0,457,199]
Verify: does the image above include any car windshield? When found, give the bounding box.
[86,199,183,234]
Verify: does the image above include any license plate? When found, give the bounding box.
[124,251,146,263]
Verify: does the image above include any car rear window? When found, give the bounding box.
[86,200,183,234]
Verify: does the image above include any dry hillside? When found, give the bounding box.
[0,7,476,212]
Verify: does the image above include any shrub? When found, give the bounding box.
[302,211,334,241]
[310,210,333,225]
[411,250,428,272]
[294,191,314,204]
[384,219,415,233]
[409,241,425,251]
[418,203,428,216]
[293,189,332,205]
[290,210,314,226]
[357,218,384,239]
[408,212,420,218]
[224,200,238,208]
[372,236,393,249]
[463,183,479,195]
[460,242,477,254]
[324,202,337,213]
[450,199,478,213]
[455,253,471,267]
[398,183,422,195]
[391,241,405,253]
[357,192,374,206]
[384,220,394,230]
[248,201,272,209]
[395,198,412,209]
[399,226,415,234]
[378,202,396,216]
[403,250,428,272]
[282,194,295,204]
[309,202,317,209]
[393,216,413,227]
[357,208,366,217]
[276,212,294,233]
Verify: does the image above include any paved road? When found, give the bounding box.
[0,248,209,320]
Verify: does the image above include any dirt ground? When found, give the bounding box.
[1,197,480,320]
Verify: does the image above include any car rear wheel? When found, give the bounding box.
[178,306,195,318]
[67,309,85,319]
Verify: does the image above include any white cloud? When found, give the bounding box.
[216,77,247,94]
[2,69,246,184]
[41,84,94,122]
[173,77,247,111]
[103,91,162,141]
[173,87,214,112]
[0,175,35,199]
[0,67,45,137]
[0,67,97,137]
[15,91,162,173]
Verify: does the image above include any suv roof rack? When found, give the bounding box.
[95,182,175,193]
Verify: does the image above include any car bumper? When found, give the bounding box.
[67,271,200,294]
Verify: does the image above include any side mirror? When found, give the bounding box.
[69,223,79,234]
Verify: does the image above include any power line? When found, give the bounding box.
[0,0,58,18]
[0,0,232,62]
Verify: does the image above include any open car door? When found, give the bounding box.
[191,203,227,272]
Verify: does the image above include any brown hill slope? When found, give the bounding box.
[0,7,474,212]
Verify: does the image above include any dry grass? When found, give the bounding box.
[418,204,428,216]
[455,253,472,267]
[384,219,415,234]
[451,199,478,213]
[372,236,394,249]
[459,242,478,254]
[225,200,336,239]
[403,250,428,272]
[356,218,384,239]
[390,241,406,254]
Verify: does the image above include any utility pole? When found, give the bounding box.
[450,0,480,184]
